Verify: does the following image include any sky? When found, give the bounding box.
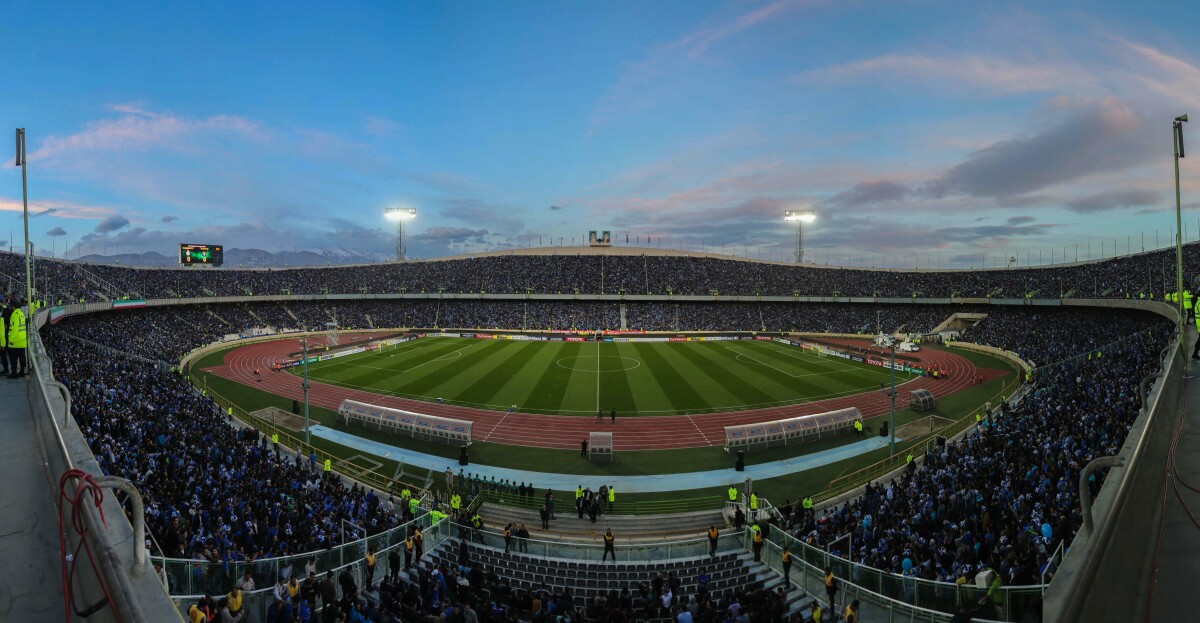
[2,0,1200,267]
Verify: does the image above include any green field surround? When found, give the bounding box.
[291,337,913,416]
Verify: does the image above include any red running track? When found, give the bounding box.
[203,336,1007,451]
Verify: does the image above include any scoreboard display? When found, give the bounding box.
[179,244,223,267]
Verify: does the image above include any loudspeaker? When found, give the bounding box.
[735,451,745,472]
[459,446,469,466]
[879,422,889,437]
[292,399,300,414]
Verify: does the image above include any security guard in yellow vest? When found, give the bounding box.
[450,492,462,517]
[802,496,813,521]
[403,535,414,569]
[1192,307,1200,359]
[7,299,27,378]
[607,485,615,511]
[0,301,8,376]
[707,526,719,557]
[727,486,738,502]
[323,458,332,472]
[781,547,793,586]
[749,492,758,512]
[1186,291,1195,321]
[751,525,764,561]
[853,419,863,436]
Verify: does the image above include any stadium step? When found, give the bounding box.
[479,502,728,539]
[205,307,230,326]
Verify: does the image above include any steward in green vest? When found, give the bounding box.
[7,302,27,378]
[727,486,738,502]
[749,492,758,511]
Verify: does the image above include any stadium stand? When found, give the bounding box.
[7,241,1200,303]
[12,245,1185,622]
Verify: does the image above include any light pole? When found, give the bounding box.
[385,207,417,261]
[15,130,32,315]
[889,344,896,455]
[784,209,816,263]
[301,338,311,446]
[1173,114,1188,352]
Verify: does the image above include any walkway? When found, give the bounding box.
[205,334,997,450]
[310,424,890,492]
[1148,359,1200,622]
[0,377,65,621]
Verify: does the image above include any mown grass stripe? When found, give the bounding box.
[654,343,739,409]
[518,341,578,413]
[631,342,708,414]
[598,342,638,416]
[396,339,512,396]
[457,341,542,406]
[674,343,776,407]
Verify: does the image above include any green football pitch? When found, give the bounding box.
[292,337,912,416]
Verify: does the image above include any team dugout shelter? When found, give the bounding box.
[338,399,472,447]
[723,407,862,452]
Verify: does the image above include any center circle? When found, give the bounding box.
[555,355,643,372]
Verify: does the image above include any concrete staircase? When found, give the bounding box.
[205,308,231,327]
[389,537,810,620]
[479,502,729,541]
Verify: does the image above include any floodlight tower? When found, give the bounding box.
[384,207,417,261]
[1173,114,1188,352]
[784,209,816,263]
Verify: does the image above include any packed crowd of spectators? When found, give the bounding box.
[775,308,1171,605]
[6,241,1200,303]
[45,333,410,570]
[51,301,975,365]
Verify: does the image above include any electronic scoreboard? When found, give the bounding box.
[179,243,223,267]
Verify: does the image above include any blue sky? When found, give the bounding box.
[2,0,1199,266]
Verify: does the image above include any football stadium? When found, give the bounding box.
[3,4,1199,623]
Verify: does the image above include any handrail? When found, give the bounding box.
[90,475,147,575]
[756,528,1011,623]
[44,379,71,424]
[1079,455,1125,533]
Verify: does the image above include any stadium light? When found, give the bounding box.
[784,209,816,263]
[384,207,417,261]
[14,131,31,316]
[1173,114,1188,354]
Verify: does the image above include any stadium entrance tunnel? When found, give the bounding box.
[554,355,643,372]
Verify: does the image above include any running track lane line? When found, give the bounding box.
[686,414,714,446]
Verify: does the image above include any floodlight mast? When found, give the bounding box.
[1173,114,1188,354]
[384,207,417,261]
[784,209,816,263]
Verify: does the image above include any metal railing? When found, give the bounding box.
[760,528,1040,622]
[153,511,436,597]
[453,522,748,562]
[471,489,724,515]
[165,512,456,620]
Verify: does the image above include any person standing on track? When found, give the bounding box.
[610,408,616,424]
